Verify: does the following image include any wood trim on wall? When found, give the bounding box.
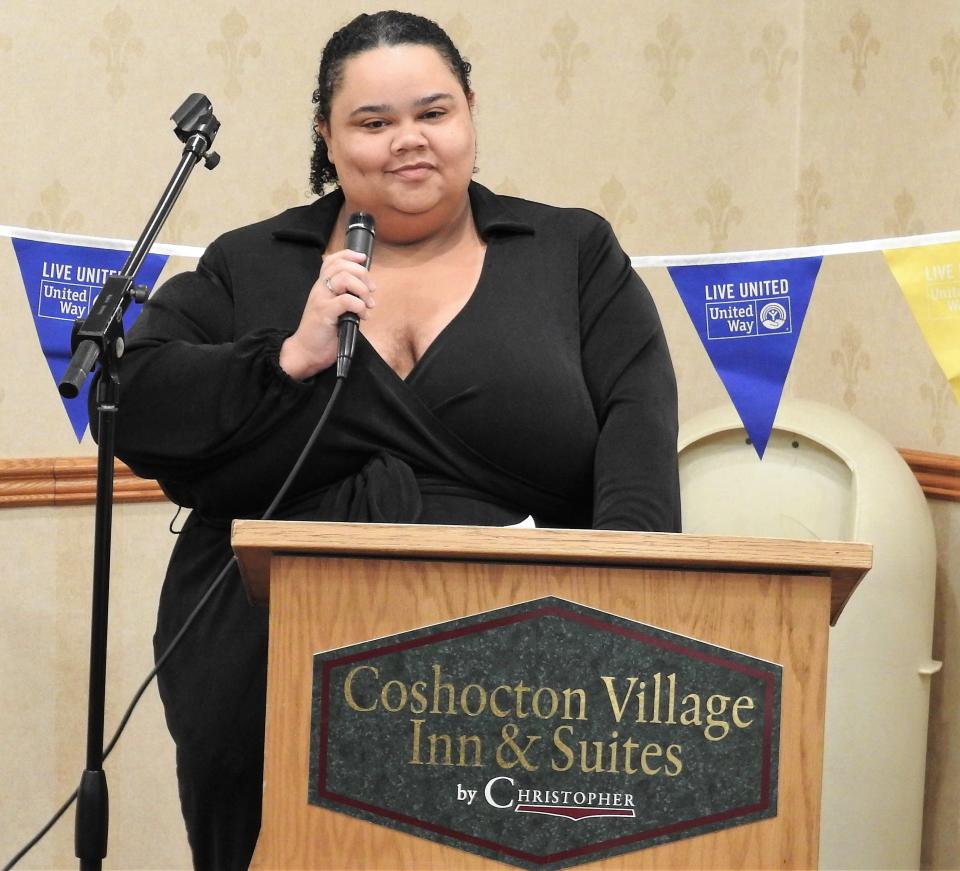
[0,457,166,507]
[897,448,960,502]
[0,448,958,509]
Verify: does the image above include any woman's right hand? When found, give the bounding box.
[279,248,376,380]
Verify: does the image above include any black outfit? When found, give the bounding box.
[104,182,679,869]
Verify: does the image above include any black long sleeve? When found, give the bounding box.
[577,218,680,531]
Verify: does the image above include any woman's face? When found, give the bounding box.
[319,44,476,230]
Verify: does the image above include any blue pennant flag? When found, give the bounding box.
[12,237,168,441]
[668,257,822,457]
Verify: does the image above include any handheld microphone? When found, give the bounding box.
[336,212,375,379]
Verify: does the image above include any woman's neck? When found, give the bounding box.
[334,192,480,265]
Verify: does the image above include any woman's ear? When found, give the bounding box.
[316,119,332,155]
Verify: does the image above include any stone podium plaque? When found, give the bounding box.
[309,597,781,870]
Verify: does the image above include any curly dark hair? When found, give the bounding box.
[310,10,472,195]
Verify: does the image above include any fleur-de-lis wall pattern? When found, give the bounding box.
[931,30,960,119]
[840,9,880,95]
[644,16,693,105]
[208,9,262,100]
[831,322,871,409]
[797,164,831,246]
[885,190,925,237]
[695,181,742,253]
[921,361,953,446]
[90,6,144,100]
[751,22,798,106]
[541,14,589,104]
[598,177,638,231]
[27,180,84,233]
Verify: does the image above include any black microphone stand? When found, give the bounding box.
[58,94,221,871]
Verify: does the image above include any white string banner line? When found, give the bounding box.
[5,222,960,269]
[629,228,960,268]
[0,225,205,259]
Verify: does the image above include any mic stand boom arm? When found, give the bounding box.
[58,93,220,871]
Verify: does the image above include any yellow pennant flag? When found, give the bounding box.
[884,242,960,403]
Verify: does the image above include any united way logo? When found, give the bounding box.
[308,597,782,870]
[759,302,788,330]
[704,282,793,340]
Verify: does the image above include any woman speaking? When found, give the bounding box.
[103,10,680,869]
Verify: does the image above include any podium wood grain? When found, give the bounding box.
[234,521,870,624]
[232,522,864,870]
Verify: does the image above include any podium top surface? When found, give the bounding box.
[232,521,872,624]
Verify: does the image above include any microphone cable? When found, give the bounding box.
[3,375,348,871]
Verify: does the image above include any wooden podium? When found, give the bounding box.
[232,521,871,870]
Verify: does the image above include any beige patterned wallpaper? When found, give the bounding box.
[0,1,958,868]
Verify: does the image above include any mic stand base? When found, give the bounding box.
[74,355,119,871]
[76,770,108,870]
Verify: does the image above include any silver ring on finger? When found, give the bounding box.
[324,276,335,293]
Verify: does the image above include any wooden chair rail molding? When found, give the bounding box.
[0,448,958,509]
[0,456,166,507]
